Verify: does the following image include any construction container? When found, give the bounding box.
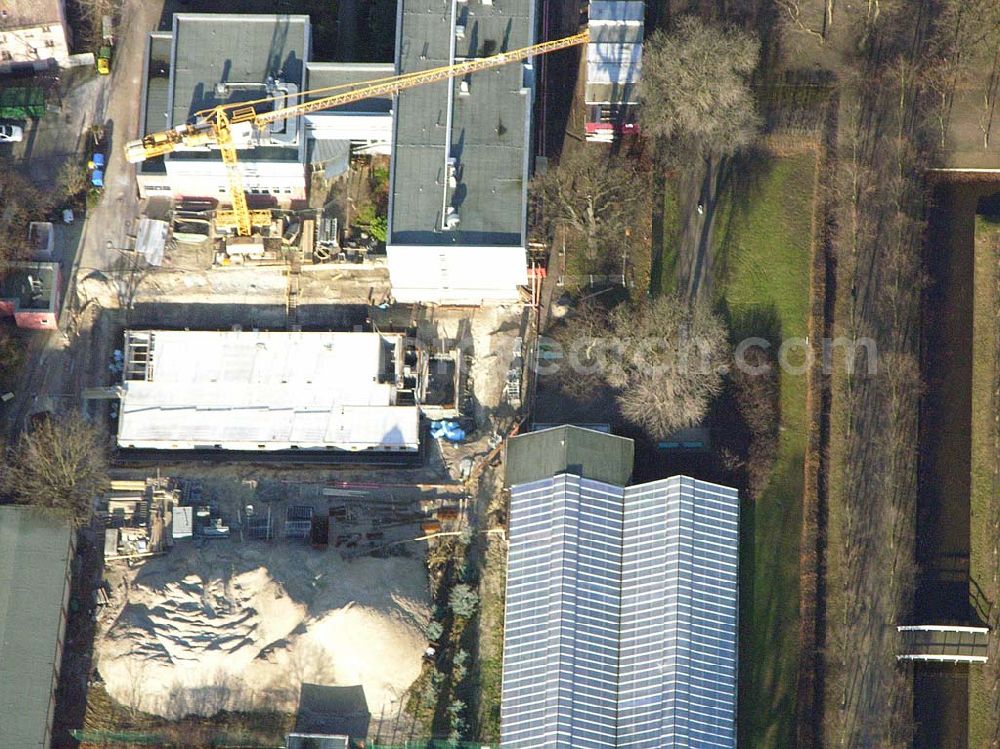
[0,87,45,119]
[310,514,330,547]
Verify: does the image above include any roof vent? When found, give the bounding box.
[459,80,471,96]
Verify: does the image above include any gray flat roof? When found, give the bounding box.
[505,425,635,486]
[293,683,370,739]
[144,34,172,134]
[170,14,309,127]
[305,63,395,113]
[137,33,172,176]
[0,507,75,749]
[388,0,535,246]
[166,14,309,164]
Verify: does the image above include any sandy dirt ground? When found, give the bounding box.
[96,529,431,720]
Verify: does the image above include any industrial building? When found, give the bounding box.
[385,0,536,303]
[115,330,424,452]
[0,506,76,749]
[0,261,61,330]
[133,5,540,304]
[584,1,643,141]
[501,426,739,748]
[0,0,72,73]
[135,14,392,202]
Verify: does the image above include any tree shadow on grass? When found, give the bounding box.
[713,298,800,747]
[711,146,778,290]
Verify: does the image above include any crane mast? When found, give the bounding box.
[124,31,589,236]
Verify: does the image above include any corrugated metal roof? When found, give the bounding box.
[134,218,168,266]
[0,507,74,749]
[501,474,739,748]
[307,138,351,178]
[172,506,193,538]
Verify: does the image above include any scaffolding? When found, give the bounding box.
[123,331,154,381]
[285,505,314,539]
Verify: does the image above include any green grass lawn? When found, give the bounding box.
[650,178,680,297]
[712,149,818,748]
[967,215,1000,749]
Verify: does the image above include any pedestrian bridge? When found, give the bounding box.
[897,625,990,663]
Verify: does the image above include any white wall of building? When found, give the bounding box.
[387,244,528,304]
[163,157,307,203]
[304,112,392,150]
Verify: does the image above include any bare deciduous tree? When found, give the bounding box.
[0,170,50,266]
[610,298,728,436]
[55,158,89,202]
[1,411,109,525]
[113,253,151,326]
[640,17,761,155]
[556,296,729,437]
[531,148,646,270]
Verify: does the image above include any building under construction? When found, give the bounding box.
[114,329,452,453]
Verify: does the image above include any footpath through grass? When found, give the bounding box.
[712,149,818,748]
[968,215,1000,749]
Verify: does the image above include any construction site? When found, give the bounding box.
[0,0,641,745]
[91,472,472,726]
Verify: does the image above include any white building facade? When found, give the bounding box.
[116,330,421,453]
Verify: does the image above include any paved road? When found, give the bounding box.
[675,152,720,303]
[75,0,167,277]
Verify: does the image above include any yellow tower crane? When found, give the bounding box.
[125,31,590,238]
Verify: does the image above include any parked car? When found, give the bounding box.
[0,123,23,143]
